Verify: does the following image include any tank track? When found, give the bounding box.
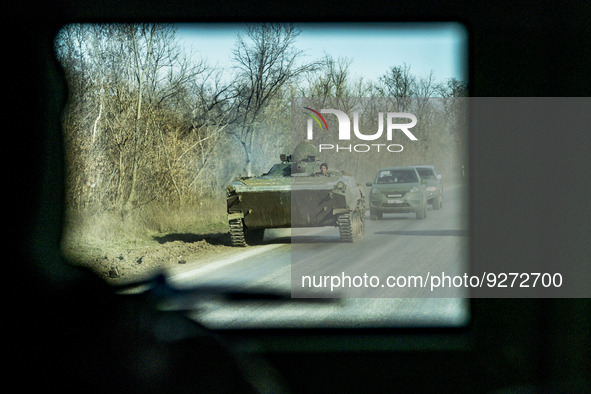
[229,218,247,247]
[338,204,365,243]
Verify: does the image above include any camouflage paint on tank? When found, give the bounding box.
[226,141,365,245]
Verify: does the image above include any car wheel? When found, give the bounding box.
[416,200,427,219]
[433,195,442,210]
[370,208,382,220]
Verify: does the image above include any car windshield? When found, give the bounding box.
[415,168,436,179]
[376,170,418,184]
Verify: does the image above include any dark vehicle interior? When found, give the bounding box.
[12,1,591,392]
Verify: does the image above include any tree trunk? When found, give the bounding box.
[123,25,155,212]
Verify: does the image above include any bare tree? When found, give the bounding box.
[373,63,417,113]
[56,23,227,214]
[55,22,470,219]
[303,55,353,99]
[229,23,318,175]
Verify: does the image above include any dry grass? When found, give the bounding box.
[61,199,229,271]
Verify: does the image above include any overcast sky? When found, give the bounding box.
[175,22,468,85]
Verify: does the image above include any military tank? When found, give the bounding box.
[226,141,365,246]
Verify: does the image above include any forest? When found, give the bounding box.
[54,23,467,240]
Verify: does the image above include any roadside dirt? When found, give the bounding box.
[64,232,236,285]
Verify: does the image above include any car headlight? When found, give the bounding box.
[371,187,379,194]
[409,186,419,193]
[336,181,346,191]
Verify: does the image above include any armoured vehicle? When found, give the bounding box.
[366,166,428,220]
[226,142,365,246]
